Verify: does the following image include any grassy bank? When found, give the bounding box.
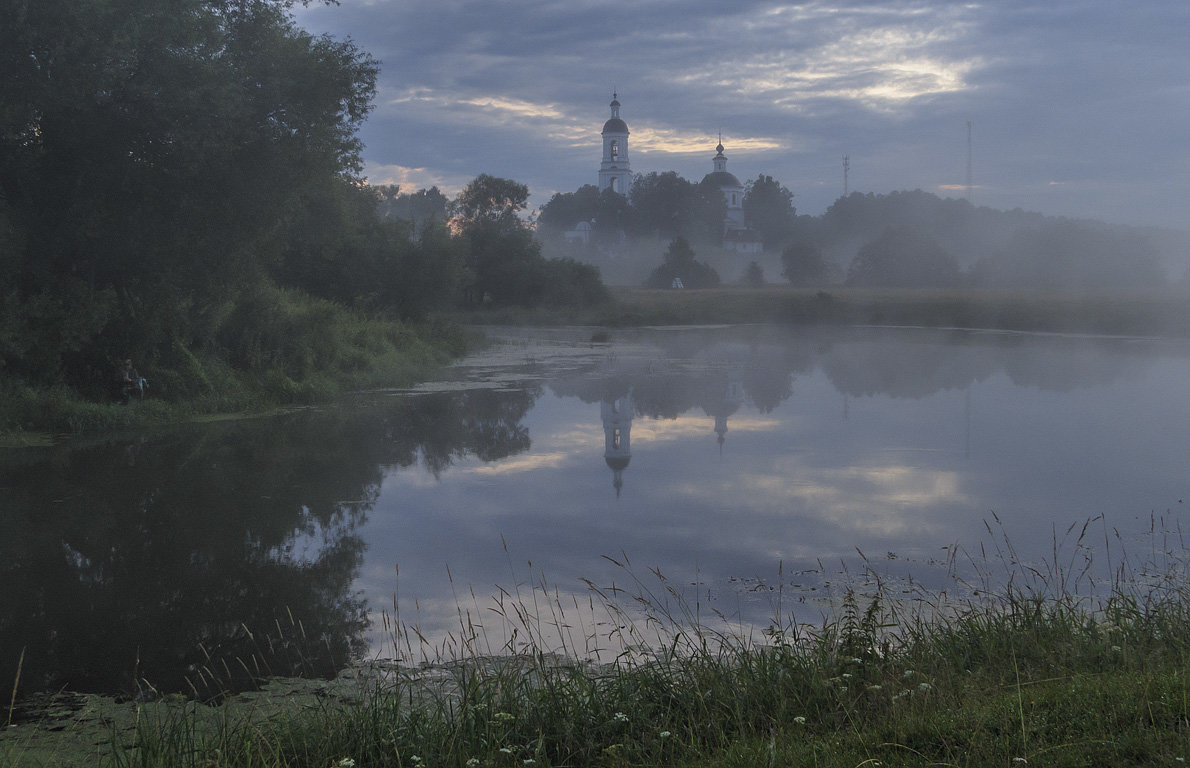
[7,537,1190,768]
[0,296,472,442]
[459,286,1190,338]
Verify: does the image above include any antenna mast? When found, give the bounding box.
[965,121,973,203]
[842,155,850,196]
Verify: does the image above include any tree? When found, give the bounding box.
[781,241,829,286]
[537,185,601,234]
[451,174,530,232]
[845,227,961,288]
[0,0,379,391]
[743,261,765,286]
[629,172,725,243]
[644,237,720,289]
[377,186,449,232]
[970,219,1164,289]
[452,174,608,307]
[743,175,797,249]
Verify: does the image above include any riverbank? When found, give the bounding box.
[5,553,1189,768]
[461,286,1190,338]
[0,317,472,444]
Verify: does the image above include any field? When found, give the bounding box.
[459,286,1190,339]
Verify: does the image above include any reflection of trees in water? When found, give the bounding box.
[820,332,995,398]
[0,387,539,700]
[549,327,1157,419]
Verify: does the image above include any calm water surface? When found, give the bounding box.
[4,324,1190,698]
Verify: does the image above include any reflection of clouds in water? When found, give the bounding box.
[468,452,573,476]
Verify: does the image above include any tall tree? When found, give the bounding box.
[743,175,797,249]
[0,0,379,390]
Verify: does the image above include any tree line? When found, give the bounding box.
[0,1,603,405]
[538,173,1174,290]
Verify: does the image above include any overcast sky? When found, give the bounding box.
[294,0,1189,230]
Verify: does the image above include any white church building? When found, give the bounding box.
[590,94,762,254]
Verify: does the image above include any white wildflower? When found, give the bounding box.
[918,682,931,691]
[867,684,882,691]
[842,673,853,679]
[335,760,356,768]
[613,712,629,723]
[467,760,481,767]
[659,731,672,739]
[793,716,807,725]
[523,760,536,765]
[850,657,863,664]
[499,748,513,755]
[903,670,915,677]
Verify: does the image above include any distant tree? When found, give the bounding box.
[970,219,1164,289]
[644,236,720,289]
[781,241,829,286]
[537,185,601,234]
[378,186,449,232]
[743,261,765,286]
[453,175,607,307]
[845,227,961,288]
[451,174,530,232]
[743,175,797,249]
[629,172,725,242]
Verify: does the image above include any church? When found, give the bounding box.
[594,94,762,254]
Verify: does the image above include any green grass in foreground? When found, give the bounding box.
[5,525,1190,768]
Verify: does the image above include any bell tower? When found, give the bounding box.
[598,93,632,195]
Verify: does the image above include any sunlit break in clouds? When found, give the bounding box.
[297,0,1190,229]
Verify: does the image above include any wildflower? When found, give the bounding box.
[523,760,536,765]
[335,760,356,768]
[903,670,915,677]
[467,760,481,767]
[918,682,931,691]
[493,712,515,723]
[1111,645,1122,652]
[793,716,807,725]
[613,712,629,723]
[659,731,672,739]
[850,657,864,664]
[1012,758,1027,764]
[842,673,853,679]
[867,684,882,691]
[410,757,422,765]
[499,748,513,755]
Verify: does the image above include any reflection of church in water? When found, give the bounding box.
[598,368,743,496]
[602,390,633,497]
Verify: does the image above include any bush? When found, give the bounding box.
[644,236,721,289]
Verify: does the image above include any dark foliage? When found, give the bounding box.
[845,226,962,288]
[644,237,721,289]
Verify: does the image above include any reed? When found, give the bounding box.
[11,518,1190,767]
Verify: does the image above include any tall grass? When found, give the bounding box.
[11,519,1190,767]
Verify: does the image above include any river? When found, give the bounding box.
[4,324,1189,699]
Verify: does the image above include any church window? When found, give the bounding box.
[610,140,619,158]
[613,428,623,450]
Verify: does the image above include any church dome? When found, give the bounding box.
[602,117,629,134]
[703,170,742,188]
[605,455,631,471]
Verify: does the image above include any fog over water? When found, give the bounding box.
[5,325,1190,697]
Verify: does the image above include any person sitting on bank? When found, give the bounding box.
[119,358,147,404]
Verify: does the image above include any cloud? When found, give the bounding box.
[296,0,1190,228]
